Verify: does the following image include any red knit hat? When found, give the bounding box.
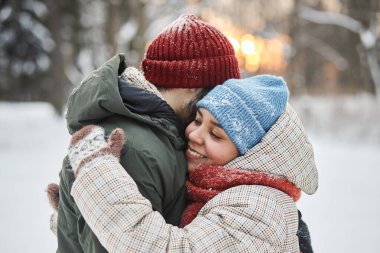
[142,14,240,88]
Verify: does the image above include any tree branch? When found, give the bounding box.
[298,6,362,34]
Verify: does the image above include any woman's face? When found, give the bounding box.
[185,108,239,173]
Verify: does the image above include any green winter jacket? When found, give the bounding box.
[57,54,188,253]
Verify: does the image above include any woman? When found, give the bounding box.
[67,75,318,252]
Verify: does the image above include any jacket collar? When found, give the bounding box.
[118,77,185,138]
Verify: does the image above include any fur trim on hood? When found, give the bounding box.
[120,67,164,101]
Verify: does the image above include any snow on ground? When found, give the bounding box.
[0,98,379,252]
[298,137,380,252]
[0,103,69,253]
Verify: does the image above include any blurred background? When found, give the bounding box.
[0,0,379,252]
[1,0,380,110]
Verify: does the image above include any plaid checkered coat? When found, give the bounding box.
[71,104,318,253]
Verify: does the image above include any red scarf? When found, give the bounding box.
[180,164,301,227]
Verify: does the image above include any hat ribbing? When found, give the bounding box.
[197,75,289,154]
[142,14,240,88]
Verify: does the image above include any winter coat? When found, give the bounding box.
[180,165,301,227]
[180,164,313,253]
[57,54,188,253]
[70,104,319,252]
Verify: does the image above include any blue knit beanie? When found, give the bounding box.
[196,75,289,154]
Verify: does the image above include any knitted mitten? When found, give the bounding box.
[46,183,59,235]
[68,125,125,177]
[46,183,59,211]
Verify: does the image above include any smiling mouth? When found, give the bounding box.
[187,147,207,158]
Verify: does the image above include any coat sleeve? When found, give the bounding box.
[71,156,300,253]
[56,157,83,253]
[116,139,187,226]
[57,157,108,253]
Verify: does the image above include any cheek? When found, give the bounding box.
[206,142,238,165]
[206,142,228,164]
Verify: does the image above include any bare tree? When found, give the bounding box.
[0,0,57,107]
[298,0,380,96]
[43,0,77,112]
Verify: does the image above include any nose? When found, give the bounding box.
[188,126,204,145]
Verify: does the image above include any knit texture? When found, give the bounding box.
[142,14,240,88]
[68,125,124,176]
[46,183,59,236]
[180,164,301,227]
[46,183,59,211]
[50,211,58,236]
[197,75,289,154]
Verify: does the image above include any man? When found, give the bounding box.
[53,14,240,253]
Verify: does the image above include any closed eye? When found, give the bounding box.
[193,118,201,126]
[210,131,221,140]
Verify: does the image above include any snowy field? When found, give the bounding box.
[0,99,379,253]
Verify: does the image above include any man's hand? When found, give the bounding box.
[68,125,125,176]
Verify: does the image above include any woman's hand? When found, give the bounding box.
[68,125,125,176]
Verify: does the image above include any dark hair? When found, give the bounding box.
[157,87,213,126]
[184,87,212,126]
